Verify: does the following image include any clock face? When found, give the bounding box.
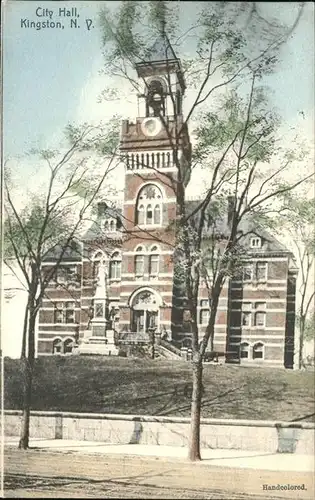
[141,117,162,137]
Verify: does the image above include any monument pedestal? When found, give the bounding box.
[78,320,119,356]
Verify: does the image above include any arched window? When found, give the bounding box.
[240,342,250,359]
[137,204,145,225]
[136,184,163,227]
[109,219,116,232]
[64,338,74,354]
[253,342,264,360]
[52,338,63,354]
[130,289,161,334]
[149,245,159,278]
[109,251,121,280]
[104,221,109,231]
[146,78,166,117]
[135,246,145,277]
[154,205,161,224]
[146,204,153,225]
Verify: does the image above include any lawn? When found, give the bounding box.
[4,356,315,422]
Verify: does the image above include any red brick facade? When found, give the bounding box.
[37,44,297,368]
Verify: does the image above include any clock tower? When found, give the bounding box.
[118,34,191,342]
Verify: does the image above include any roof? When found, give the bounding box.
[186,200,291,255]
[42,241,82,263]
[82,206,123,242]
[145,34,178,64]
[56,199,291,258]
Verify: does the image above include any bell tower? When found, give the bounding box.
[118,34,191,342]
[120,33,191,225]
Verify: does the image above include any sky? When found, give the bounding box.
[1,1,314,357]
[3,1,314,159]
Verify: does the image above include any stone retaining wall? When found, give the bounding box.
[4,411,314,455]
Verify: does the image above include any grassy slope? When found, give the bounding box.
[4,356,315,422]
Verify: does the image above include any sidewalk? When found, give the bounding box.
[5,437,314,472]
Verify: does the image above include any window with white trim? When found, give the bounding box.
[241,302,252,327]
[64,338,74,354]
[254,311,266,327]
[148,245,159,278]
[243,264,253,282]
[240,342,250,359]
[200,299,210,324]
[135,246,145,277]
[136,184,162,226]
[250,237,261,248]
[54,264,77,284]
[52,338,63,354]
[54,302,75,324]
[253,342,264,359]
[109,251,121,280]
[256,262,267,281]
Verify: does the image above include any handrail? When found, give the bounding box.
[159,338,182,357]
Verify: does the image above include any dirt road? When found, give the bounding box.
[4,448,314,499]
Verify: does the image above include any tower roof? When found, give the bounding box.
[135,33,180,77]
[146,33,178,64]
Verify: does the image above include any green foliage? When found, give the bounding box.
[99,1,144,63]
[4,199,70,262]
[304,312,315,341]
[193,87,279,165]
[65,117,120,156]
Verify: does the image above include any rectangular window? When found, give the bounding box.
[243,265,252,282]
[149,255,159,276]
[56,265,77,284]
[200,309,209,324]
[242,311,251,327]
[65,302,75,323]
[135,255,144,276]
[256,262,267,281]
[255,302,266,310]
[110,260,121,280]
[254,311,266,327]
[54,303,63,324]
[242,302,252,311]
[54,302,75,324]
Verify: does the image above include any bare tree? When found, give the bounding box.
[276,194,315,368]
[4,123,120,449]
[97,1,312,460]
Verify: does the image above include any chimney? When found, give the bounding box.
[97,202,108,218]
[227,196,236,227]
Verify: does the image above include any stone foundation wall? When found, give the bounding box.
[4,411,314,455]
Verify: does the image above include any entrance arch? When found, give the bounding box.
[129,288,162,334]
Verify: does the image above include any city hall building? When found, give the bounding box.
[37,38,297,368]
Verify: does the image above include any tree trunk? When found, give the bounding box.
[18,357,33,449]
[298,317,305,369]
[188,358,203,461]
[19,304,36,450]
[20,305,29,359]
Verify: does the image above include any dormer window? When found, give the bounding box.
[104,218,117,232]
[250,237,261,248]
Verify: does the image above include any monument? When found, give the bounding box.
[78,260,119,356]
